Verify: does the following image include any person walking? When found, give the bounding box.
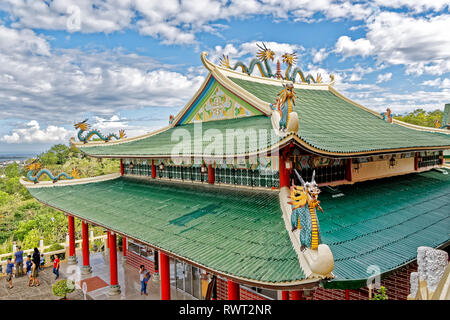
[5,258,14,289]
[26,255,33,287]
[139,265,148,296]
[52,254,60,280]
[31,259,40,287]
[40,254,45,270]
[14,245,24,277]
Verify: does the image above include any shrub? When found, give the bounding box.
[52,279,75,299]
[371,286,388,300]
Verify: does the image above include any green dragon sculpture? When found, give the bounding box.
[219,43,275,78]
[26,161,80,184]
[282,52,322,84]
[74,119,126,143]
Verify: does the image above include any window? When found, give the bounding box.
[418,151,442,168]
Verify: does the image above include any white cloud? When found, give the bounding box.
[334,12,450,75]
[376,72,392,83]
[312,48,329,63]
[0,25,204,124]
[1,120,71,144]
[422,78,450,88]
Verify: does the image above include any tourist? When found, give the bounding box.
[40,254,45,270]
[144,271,151,293]
[5,258,14,289]
[53,254,60,280]
[139,265,148,296]
[14,245,24,277]
[31,259,40,287]
[32,248,40,271]
[26,255,33,287]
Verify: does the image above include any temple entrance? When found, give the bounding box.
[170,258,202,299]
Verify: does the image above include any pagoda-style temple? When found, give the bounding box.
[21,46,450,300]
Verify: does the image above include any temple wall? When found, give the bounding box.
[215,277,270,300]
[352,157,415,182]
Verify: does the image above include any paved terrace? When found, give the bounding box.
[2,250,193,300]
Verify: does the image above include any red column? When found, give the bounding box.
[345,289,350,300]
[68,216,76,257]
[107,231,110,249]
[227,280,240,300]
[120,159,124,176]
[208,164,215,184]
[81,221,91,274]
[151,159,156,179]
[159,251,170,300]
[291,290,303,300]
[122,237,127,257]
[279,152,290,188]
[108,232,120,294]
[281,290,290,300]
[414,152,419,171]
[346,158,352,181]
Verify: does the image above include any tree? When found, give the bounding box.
[5,163,20,178]
[52,279,75,300]
[49,144,70,164]
[394,108,443,128]
[38,151,57,166]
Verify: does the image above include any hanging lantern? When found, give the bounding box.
[389,155,397,168]
[353,160,360,172]
[129,162,134,169]
[159,163,164,171]
[201,164,206,173]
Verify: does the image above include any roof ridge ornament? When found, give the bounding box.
[74,119,126,143]
[26,160,80,184]
[270,83,299,136]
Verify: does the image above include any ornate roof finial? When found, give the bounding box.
[276,60,282,79]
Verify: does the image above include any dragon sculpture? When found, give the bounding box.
[277,83,297,131]
[74,119,126,143]
[219,43,275,78]
[289,170,323,251]
[26,161,80,184]
[282,52,321,84]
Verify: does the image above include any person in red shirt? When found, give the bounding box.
[52,255,60,280]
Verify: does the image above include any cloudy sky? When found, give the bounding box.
[0,0,449,154]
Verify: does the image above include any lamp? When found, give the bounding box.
[353,160,360,172]
[129,162,134,169]
[389,155,396,168]
[159,163,164,171]
[201,164,206,173]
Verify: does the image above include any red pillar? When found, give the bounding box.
[120,159,124,176]
[151,159,156,179]
[281,290,290,300]
[414,152,419,171]
[345,158,352,181]
[227,280,240,300]
[122,236,127,257]
[108,232,120,295]
[68,216,76,258]
[159,251,170,300]
[279,152,290,188]
[291,290,303,300]
[208,164,215,184]
[107,231,110,249]
[345,289,350,300]
[81,221,91,274]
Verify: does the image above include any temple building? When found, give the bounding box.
[21,47,450,300]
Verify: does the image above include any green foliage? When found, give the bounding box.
[0,143,117,254]
[394,108,443,128]
[52,279,75,299]
[371,286,388,300]
[5,163,20,178]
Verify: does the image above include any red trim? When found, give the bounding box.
[68,216,75,257]
[82,221,90,267]
[282,290,290,300]
[227,280,240,300]
[160,252,171,300]
[109,233,119,286]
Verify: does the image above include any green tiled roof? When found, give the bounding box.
[320,169,450,289]
[229,77,450,153]
[28,178,305,284]
[79,115,279,157]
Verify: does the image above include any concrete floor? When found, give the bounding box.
[62,250,195,300]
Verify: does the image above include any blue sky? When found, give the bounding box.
[0,0,449,154]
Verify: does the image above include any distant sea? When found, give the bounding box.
[0,154,35,162]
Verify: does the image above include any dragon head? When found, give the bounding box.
[74,119,89,131]
[71,168,80,179]
[219,54,231,69]
[27,160,41,172]
[294,169,321,204]
[256,43,275,62]
[282,52,297,66]
[278,83,296,106]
